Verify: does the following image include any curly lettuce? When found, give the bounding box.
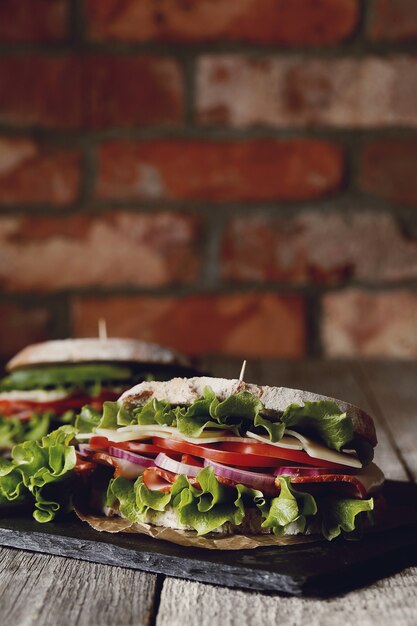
[75,406,102,434]
[260,476,317,536]
[319,496,374,541]
[0,413,51,452]
[100,389,261,438]
[105,467,373,539]
[0,426,77,522]
[0,364,135,397]
[106,467,260,535]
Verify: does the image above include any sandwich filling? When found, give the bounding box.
[0,364,148,452]
[0,363,199,453]
[0,379,384,540]
[82,386,382,539]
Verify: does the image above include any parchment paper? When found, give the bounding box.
[74,508,320,550]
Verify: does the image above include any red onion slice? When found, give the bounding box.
[108,446,155,468]
[154,453,201,477]
[203,459,277,492]
[274,466,350,477]
[77,444,93,458]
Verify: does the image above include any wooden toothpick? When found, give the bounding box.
[98,318,108,340]
[238,359,247,382]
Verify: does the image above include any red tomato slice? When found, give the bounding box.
[89,436,164,456]
[89,436,111,450]
[153,437,279,468]
[153,437,346,469]
[181,454,203,467]
[0,391,119,417]
[115,441,165,455]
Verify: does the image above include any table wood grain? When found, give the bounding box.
[1,360,417,626]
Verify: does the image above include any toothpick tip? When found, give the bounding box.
[238,359,247,382]
[98,318,108,340]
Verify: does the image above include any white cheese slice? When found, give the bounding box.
[117,425,178,434]
[76,432,97,440]
[0,389,70,402]
[91,427,257,445]
[168,434,255,445]
[285,429,362,468]
[354,462,385,494]
[246,431,303,450]
[94,427,174,443]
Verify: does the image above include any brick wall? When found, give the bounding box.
[1,0,417,361]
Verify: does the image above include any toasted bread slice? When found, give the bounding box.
[7,338,190,371]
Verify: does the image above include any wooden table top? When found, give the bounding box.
[1,359,416,626]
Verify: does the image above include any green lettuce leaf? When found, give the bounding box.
[350,436,374,466]
[319,496,374,540]
[75,406,102,434]
[260,476,317,536]
[254,400,353,452]
[0,413,51,451]
[12,426,77,488]
[107,468,261,536]
[178,388,263,437]
[104,469,372,541]
[116,388,263,438]
[0,364,135,396]
[106,475,174,523]
[0,458,27,505]
[98,401,134,429]
[281,401,353,451]
[133,398,176,427]
[171,467,246,535]
[9,425,78,522]
[106,476,140,522]
[253,413,285,441]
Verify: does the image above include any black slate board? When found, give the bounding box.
[0,480,416,597]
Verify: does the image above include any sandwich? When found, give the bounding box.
[0,376,385,538]
[0,338,193,454]
[69,376,385,542]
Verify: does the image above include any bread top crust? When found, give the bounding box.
[120,376,377,447]
[7,338,190,371]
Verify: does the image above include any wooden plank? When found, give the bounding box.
[156,567,417,626]
[0,546,158,626]
[358,362,417,481]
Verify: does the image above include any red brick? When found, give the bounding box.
[86,0,358,46]
[0,55,182,129]
[370,0,417,42]
[0,57,82,129]
[221,212,417,284]
[197,55,417,128]
[0,138,81,205]
[0,212,201,292]
[96,139,343,202]
[0,303,52,362]
[360,140,417,206]
[0,0,69,43]
[323,289,417,357]
[86,55,183,129]
[72,293,306,358]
